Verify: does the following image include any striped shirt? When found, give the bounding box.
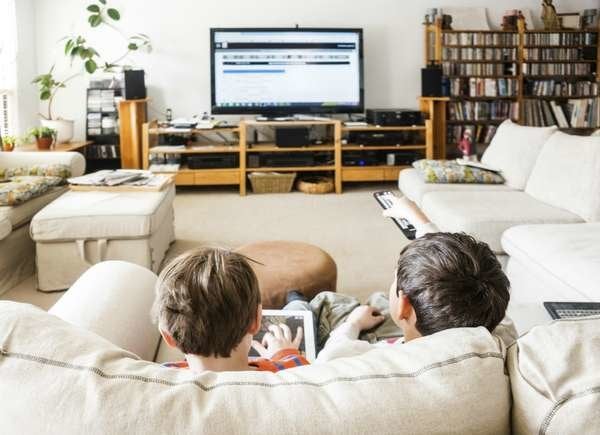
[162,349,309,372]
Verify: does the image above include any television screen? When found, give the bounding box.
[211,28,364,115]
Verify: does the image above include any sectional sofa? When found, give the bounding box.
[1,260,599,434]
[0,152,85,294]
[398,121,600,332]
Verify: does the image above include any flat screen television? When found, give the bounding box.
[210,28,364,116]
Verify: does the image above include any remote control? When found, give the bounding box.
[373,191,417,240]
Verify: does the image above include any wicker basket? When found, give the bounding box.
[248,172,297,193]
[296,176,335,194]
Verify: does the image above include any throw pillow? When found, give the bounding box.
[481,120,557,190]
[413,159,505,184]
[0,176,63,206]
[0,164,71,182]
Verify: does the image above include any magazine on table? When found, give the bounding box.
[68,170,161,187]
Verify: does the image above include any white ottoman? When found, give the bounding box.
[30,185,175,291]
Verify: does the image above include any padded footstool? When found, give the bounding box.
[30,185,175,291]
[236,241,337,309]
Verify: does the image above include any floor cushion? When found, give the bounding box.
[398,168,512,207]
[421,191,583,253]
[0,301,511,434]
[507,316,600,435]
[236,241,337,309]
[502,223,600,302]
[481,120,557,190]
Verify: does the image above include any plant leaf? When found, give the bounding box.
[128,43,138,50]
[89,14,102,27]
[107,8,120,20]
[85,59,97,74]
[87,5,100,12]
[64,39,74,55]
[99,0,106,4]
[40,90,51,100]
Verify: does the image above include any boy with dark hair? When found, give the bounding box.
[153,247,308,373]
[315,232,512,361]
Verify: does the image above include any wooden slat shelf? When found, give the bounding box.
[443,45,519,48]
[148,145,239,154]
[342,125,426,131]
[342,145,427,151]
[522,95,599,100]
[443,60,518,64]
[246,166,336,172]
[247,144,334,152]
[148,127,239,135]
[449,96,517,100]
[142,118,435,194]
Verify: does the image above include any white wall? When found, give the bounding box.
[28,0,599,139]
[14,0,38,134]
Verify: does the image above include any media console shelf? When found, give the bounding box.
[142,117,433,195]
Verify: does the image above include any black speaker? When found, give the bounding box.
[123,70,146,100]
[421,66,443,97]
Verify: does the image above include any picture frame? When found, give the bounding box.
[558,13,581,30]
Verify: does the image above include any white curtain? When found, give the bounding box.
[0,0,17,135]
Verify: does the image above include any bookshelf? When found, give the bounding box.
[424,18,600,159]
[85,87,121,172]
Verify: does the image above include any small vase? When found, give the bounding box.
[36,137,54,150]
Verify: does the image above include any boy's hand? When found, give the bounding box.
[346,305,385,331]
[251,324,303,358]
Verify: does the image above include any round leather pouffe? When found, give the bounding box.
[236,241,337,309]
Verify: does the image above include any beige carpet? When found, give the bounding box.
[1,183,408,310]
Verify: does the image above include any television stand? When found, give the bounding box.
[255,114,334,123]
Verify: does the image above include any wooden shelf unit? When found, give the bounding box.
[424,18,600,159]
[142,118,434,195]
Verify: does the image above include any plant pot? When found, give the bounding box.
[2,143,15,152]
[36,137,54,150]
[41,119,74,144]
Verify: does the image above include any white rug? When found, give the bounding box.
[2,183,408,310]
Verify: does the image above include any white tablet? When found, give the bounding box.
[249,309,317,362]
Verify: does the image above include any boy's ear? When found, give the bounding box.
[248,304,263,335]
[397,293,415,323]
[160,329,178,349]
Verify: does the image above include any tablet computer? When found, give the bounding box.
[249,309,317,362]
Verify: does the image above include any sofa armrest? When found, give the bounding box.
[48,261,160,361]
[0,152,86,177]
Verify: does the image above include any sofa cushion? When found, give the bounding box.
[0,163,71,182]
[525,132,600,222]
[502,223,600,301]
[507,316,600,435]
[399,168,513,207]
[0,301,511,434]
[30,185,175,241]
[421,191,583,253]
[480,120,557,190]
[0,186,65,229]
[0,216,10,240]
[0,176,64,206]
[412,159,505,184]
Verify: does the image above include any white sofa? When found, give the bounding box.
[0,152,86,294]
[1,261,598,434]
[398,121,600,332]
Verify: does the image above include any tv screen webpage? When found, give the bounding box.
[211,28,363,115]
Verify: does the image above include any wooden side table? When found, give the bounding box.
[15,141,92,152]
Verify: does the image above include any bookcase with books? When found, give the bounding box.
[85,85,122,172]
[424,17,600,159]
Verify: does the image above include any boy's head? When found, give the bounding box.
[390,232,509,340]
[152,247,261,358]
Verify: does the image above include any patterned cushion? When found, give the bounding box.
[0,176,63,206]
[0,164,71,182]
[413,159,505,184]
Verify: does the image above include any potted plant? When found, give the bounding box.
[32,0,151,143]
[28,127,57,150]
[1,135,18,152]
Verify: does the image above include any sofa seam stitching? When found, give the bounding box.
[0,348,503,391]
[539,386,600,435]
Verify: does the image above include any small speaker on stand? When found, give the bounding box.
[421,65,444,97]
[123,70,146,100]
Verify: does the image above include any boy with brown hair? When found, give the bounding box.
[153,247,308,373]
